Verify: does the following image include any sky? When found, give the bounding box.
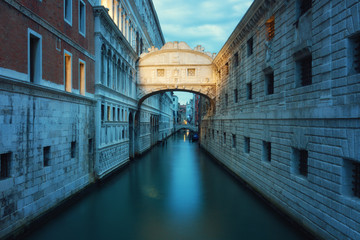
[152,0,253,104]
[152,0,253,54]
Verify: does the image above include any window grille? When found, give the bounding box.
[266,16,275,41]
[234,53,239,67]
[187,68,195,76]
[247,37,253,56]
[354,36,360,73]
[352,161,360,198]
[299,150,308,176]
[157,69,165,77]
[244,137,250,153]
[300,55,312,86]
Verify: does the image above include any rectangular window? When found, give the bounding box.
[88,138,93,154]
[79,0,86,36]
[247,37,253,56]
[343,159,360,198]
[43,146,50,167]
[234,53,239,67]
[296,55,312,87]
[64,0,72,25]
[101,104,105,121]
[263,141,271,162]
[113,107,115,121]
[64,51,72,92]
[299,0,312,16]
[0,152,11,179]
[79,60,85,95]
[246,82,252,100]
[350,34,360,74]
[232,134,236,148]
[157,69,165,77]
[71,141,76,158]
[244,137,250,153]
[234,89,238,103]
[223,133,226,145]
[266,16,275,41]
[187,68,196,76]
[224,63,229,75]
[265,72,274,95]
[292,148,308,177]
[225,93,228,106]
[28,30,42,83]
[117,108,120,121]
[107,106,111,121]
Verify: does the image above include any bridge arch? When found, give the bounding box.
[137,41,217,104]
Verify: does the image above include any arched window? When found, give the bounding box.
[101,45,106,85]
[112,55,116,89]
[117,59,121,91]
[121,62,125,93]
[129,70,133,96]
[124,66,128,94]
[107,50,111,87]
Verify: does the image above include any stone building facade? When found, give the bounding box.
[200,0,360,239]
[0,0,174,237]
[93,0,173,179]
[0,0,96,237]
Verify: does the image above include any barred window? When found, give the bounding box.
[293,148,308,177]
[265,16,275,41]
[244,137,250,153]
[157,69,165,77]
[187,68,195,76]
[297,55,312,86]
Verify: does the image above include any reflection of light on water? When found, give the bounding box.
[186,130,189,136]
[143,186,161,199]
[184,134,186,142]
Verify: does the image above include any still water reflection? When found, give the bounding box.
[25,131,311,240]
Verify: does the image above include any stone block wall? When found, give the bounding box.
[0,78,95,237]
[201,0,360,239]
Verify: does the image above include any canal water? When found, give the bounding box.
[24,131,312,240]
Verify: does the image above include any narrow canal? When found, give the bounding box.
[24,131,312,240]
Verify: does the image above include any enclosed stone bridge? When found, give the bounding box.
[137,41,217,105]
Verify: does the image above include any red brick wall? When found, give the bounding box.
[0,1,95,94]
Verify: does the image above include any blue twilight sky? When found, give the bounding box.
[152,0,253,104]
[152,0,253,53]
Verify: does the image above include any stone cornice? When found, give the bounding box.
[213,0,277,68]
[94,6,138,60]
[4,0,95,61]
[146,0,166,45]
[0,76,96,105]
